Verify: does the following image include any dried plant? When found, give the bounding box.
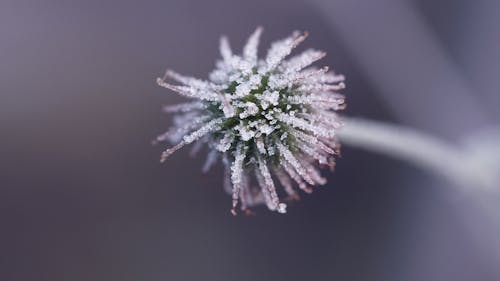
[155,27,345,214]
[154,27,499,215]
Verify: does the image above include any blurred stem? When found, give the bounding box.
[338,117,476,187]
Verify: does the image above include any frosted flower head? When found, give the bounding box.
[155,27,346,215]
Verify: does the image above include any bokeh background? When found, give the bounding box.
[1,0,500,280]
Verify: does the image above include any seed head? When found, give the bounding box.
[155,27,346,214]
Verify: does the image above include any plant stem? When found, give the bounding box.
[338,117,487,188]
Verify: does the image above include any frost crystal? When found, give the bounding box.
[155,27,345,215]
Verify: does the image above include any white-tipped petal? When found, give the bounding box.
[230,144,246,213]
[284,49,326,72]
[277,141,315,185]
[202,149,219,173]
[219,36,233,62]
[257,157,282,212]
[243,26,263,65]
[265,31,308,70]
[182,118,224,144]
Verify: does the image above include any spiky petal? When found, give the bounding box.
[155,27,346,214]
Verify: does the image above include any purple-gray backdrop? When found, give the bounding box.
[1,0,499,280]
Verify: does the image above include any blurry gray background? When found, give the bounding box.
[1,0,499,280]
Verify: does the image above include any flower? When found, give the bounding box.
[155,27,346,214]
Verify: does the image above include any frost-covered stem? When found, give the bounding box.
[338,117,487,188]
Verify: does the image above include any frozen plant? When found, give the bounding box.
[154,27,346,215]
[154,27,500,215]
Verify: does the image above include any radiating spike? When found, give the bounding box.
[276,113,335,138]
[301,160,327,185]
[230,143,246,214]
[284,49,326,72]
[160,141,186,162]
[156,77,220,101]
[182,118,224,144]
[243,26,263,64]
[282,161,312,193]
[265,31,308,70]
[202,149,219,173]
[298,82,346,92]
[274,167,299,200]
[277,141,315,185]
[162,102,205,113]
[254,165,277,211]
[257,157,285,212]
[189,136,206,156]
[219,36,233,62]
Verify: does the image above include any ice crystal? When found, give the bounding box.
[155,27,346,214]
